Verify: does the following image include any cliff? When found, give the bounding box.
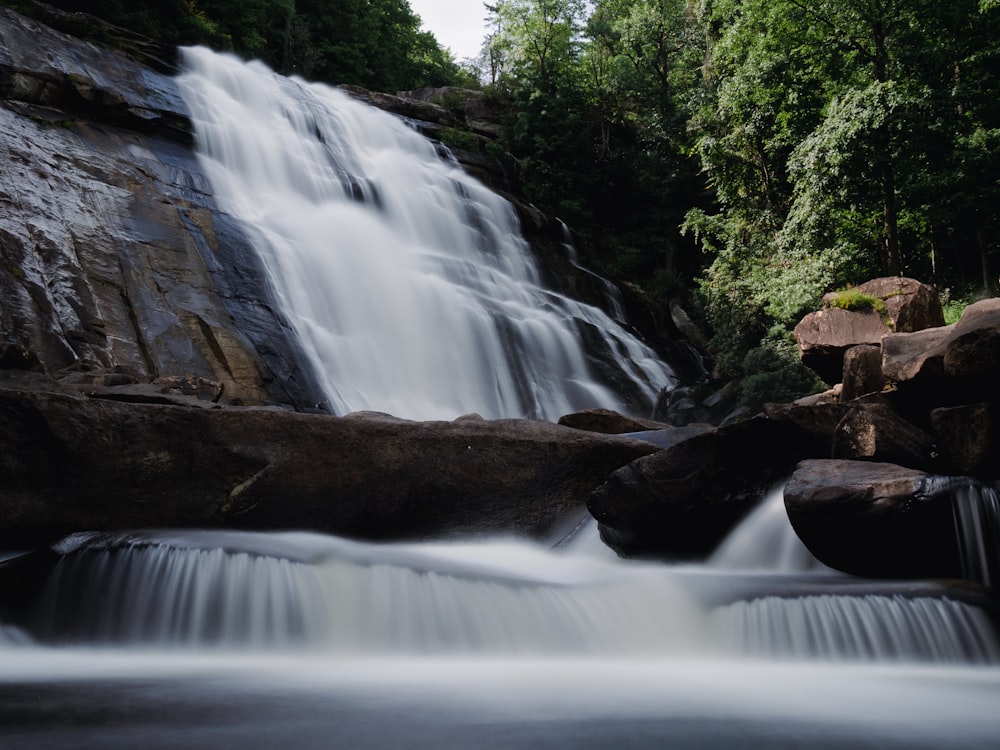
[0,5,324,408]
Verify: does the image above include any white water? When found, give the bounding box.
[952,480,1000,588]
[176,47,675,420]
[4,523,1000,747]
[709,483,832,573]
[17,529,998,665]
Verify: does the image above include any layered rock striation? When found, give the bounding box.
[0,5,323,408]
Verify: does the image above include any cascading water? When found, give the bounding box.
[4,517,1000,747]
[175,48,675,420]
[952,479,1000,589]
[708,483,832,573]
[3,45,1000,750]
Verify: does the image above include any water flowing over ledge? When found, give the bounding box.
[13,528,1000,665]
[176,47,675,421]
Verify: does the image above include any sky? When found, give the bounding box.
[407,0,488,62]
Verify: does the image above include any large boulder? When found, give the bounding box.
[794,308,891,385]
[588,416,804,560]
[853,277,945,332]
[796,277,944,385]
[783,459,961,579]
[0,371,658,546]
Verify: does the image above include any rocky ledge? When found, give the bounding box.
[0,370,657,548]
[573,283,1000,585]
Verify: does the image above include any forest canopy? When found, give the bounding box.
[7,0,999,404]
[11,0,469,91]
[474,0,999,403]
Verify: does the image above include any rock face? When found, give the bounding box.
[0,6,324,408]
[0,371,658,546]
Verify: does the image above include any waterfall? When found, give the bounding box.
[20,530,999,664]
[176,48,676,420]
[709,484,831,574]
[952,479,1000,589]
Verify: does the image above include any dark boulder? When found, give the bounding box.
[830,402,936,470]
[0,372,657,546]
[783,459,961,579]
[589,416,803,560]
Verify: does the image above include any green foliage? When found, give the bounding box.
[738,326,825,407]
[20,0,468,91]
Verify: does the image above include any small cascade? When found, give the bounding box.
[176,48,676,420]
[33,544,330,648]
[952,480,1000,589]
[709,484,831,574]
[19,530,1000,664]
[711,594,1000,662]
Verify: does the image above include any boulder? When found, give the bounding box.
[588,416,804,560]
[853,277,945,332]
[783,459,961,579]
[840,344,885,401]
[0,372,658,546]
[931,404,994,476]
[882,298,1000,402]
[794,308,891,385]
[558,408,668,435]
[831,402,936,469]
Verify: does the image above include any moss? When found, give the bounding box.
[2,261,26,281]
[828,288,886,314]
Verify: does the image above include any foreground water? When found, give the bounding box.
[2,499,999,749]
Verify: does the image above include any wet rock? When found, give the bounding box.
[784,459,961,579]
[589,416,803,560]
[0,7,325,410]
[0,374,657,546]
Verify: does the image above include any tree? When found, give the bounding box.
[685,0,999,401]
